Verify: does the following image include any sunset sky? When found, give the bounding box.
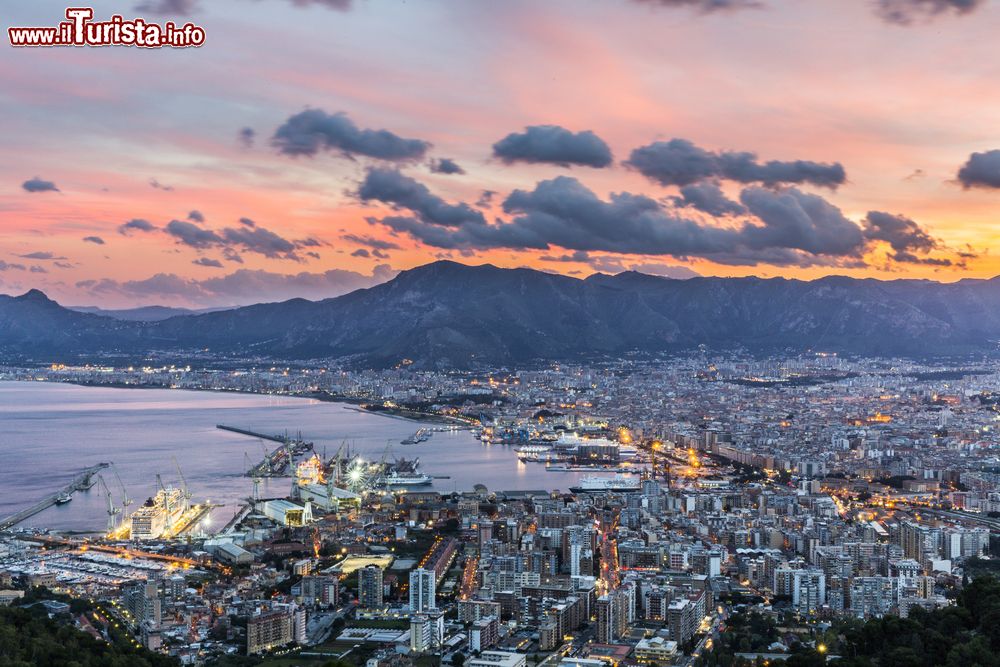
[3,0,1000,308]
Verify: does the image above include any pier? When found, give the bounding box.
[216,424,315,477]
[219,502,252,535]
[0,463,110,531]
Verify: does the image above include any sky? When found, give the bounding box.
[3,0,1000,308]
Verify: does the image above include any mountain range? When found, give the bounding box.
[3,261,1000,368]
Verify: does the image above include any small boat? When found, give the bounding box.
[55,492,72,504]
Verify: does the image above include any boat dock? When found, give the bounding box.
[0,463,110,531]
[171,503,222,537]
[219,502,252,535]
[216,424,315,477]
[217,424,293,444]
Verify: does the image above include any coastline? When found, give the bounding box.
[2,378,467,427]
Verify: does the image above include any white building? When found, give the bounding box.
[409,567,436,612]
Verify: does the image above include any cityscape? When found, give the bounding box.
[3,355,1000,665]
[8,1,1000,666]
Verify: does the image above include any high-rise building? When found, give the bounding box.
[124,580,161,629]
[596,594,613,643]
[359,565,384,608]
[247,609,294,655]
[409,567,436,612]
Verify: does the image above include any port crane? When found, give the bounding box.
[156,473,175,533]
[97,474,120,534]
[111,464,132,515]
[173,456,193,509]
[244,452,262,502]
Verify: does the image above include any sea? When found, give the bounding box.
[0,381,586,533]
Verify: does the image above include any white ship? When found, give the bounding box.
[569,474,641,494]
[130,487,186,539]
[382,471,434,487]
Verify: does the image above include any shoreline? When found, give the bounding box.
[3,378,467,427]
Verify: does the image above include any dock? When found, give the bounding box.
[0,463,110,531]
[216,424,315,477]
[219,502,253,535]
[217,424,292,444]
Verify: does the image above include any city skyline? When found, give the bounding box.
[4,0,1000,307]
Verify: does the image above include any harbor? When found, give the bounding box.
[0,463,110,531]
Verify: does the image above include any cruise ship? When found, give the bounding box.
[130,488,186,539]
[569,474,641,494]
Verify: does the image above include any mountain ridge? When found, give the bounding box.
[3,261,1000,367]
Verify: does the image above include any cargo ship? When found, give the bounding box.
[130,487,186,539]
[569,474,641,494]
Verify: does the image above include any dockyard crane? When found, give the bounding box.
[97,475,120,534]
[157,473,175,532]
[111,464,132,514]
[173,456,193,508]
[260,441,271,475]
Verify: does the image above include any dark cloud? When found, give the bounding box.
[238,127,255,148]
[83,236,106,245]
[358,167,486,227]
[29,266,48,274]
[222,248,244,264]
[149,178,174,191]
[626,138,845,188]
[0,261,26,272]
[671,181,746,216]
[875,0,982,25]
[273,109,430,161]
[476,190,496,208]
[492,125,613,168]
[17,251,67,260]
[429,158,466,175]
[22,177,59,193]
[119,218,158,235]
[369,173,875,267]
[342,234,401,251]
[738,187,866,257]
[372,249,389,259]
[220,225,298,259]
[351,248,371,258]
[76,266,395,308]
[957,150,1000,189]
[164,220,223,249]
[54,261,73,269]
[192,257,224,268]
[862,210,951,264]
[135,0,197,14]
[162,218,307,261]
[188,210,205,223]
[238,217,256,227]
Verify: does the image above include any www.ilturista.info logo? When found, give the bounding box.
[8,7,205,48]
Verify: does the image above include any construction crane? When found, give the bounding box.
[157,473,175,533]
[244,452,262,502]
[98,475,120,534]
[173,456,192,508]
[111,464,132,515]
[260,441,271,475]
